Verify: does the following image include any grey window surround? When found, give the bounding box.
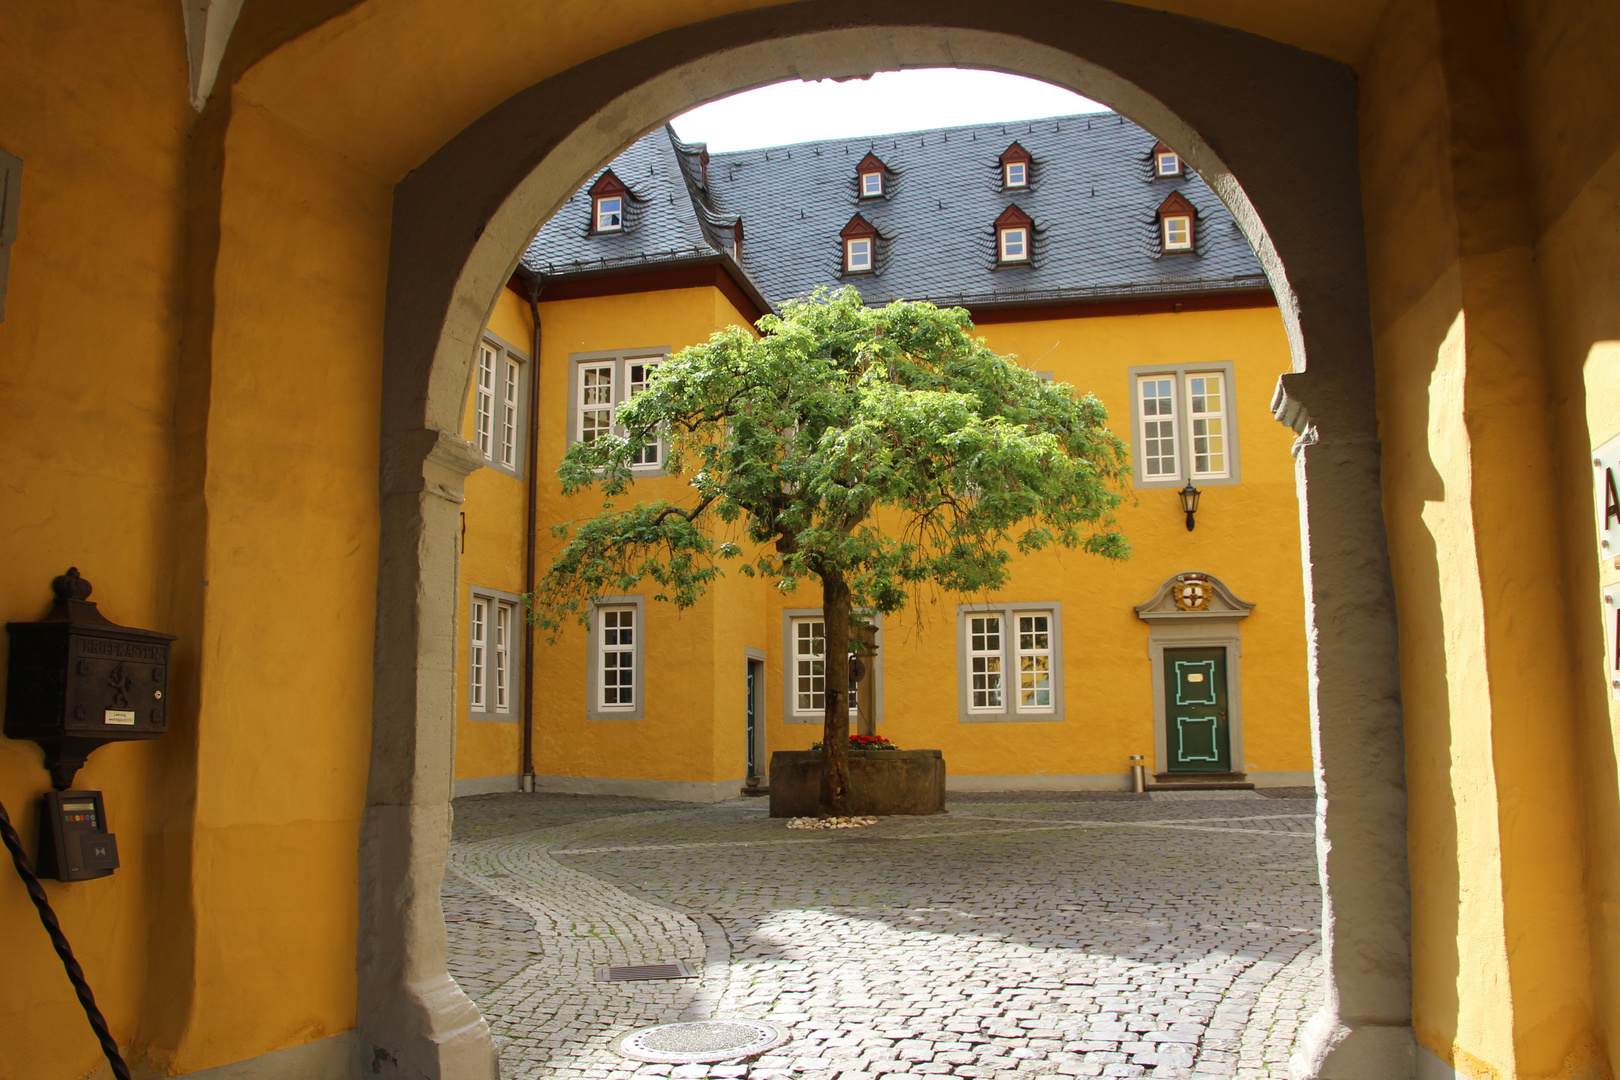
[567,347,672,477]
[475,332,531,480]
[468,585,522,722]
[1125,360,1242,489]
[586,594,646,721]
[955,601,1066,723]
[781,608,884,726]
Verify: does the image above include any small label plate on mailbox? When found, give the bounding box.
[104,710,135,725]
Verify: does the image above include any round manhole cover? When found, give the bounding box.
[617,1020,788,1064]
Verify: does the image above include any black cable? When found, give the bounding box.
[0,797,131,1080]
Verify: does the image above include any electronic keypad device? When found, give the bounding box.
[35,789,119,882]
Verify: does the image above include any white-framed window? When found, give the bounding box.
[1127,364,1239,487]
[569,349,671,472]
[956,603,1064,722]
[860,170,883,198]
[468,587,521,721]
[845,237,873,273]
[501,355,520,468]
[1156,150,1181,176]
[598,607,636,711]
[587,594,646,720]
[782,610,883,724]
[1139,376,1180,480]
[967,614,1004,711]
[471,337,528,479]
[1186,373,1228,478]
[578,362,615,445]
[595,195,623,232]
[1004,161,1028,189]
[998,226,1029,263]
[1015,613,1054,712]
[469,597,487,711]
[474,343,496,459]
[627,359,661,468]
[1162,214,1193,251]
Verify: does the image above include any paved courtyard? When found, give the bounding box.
[443,790,1323,1080]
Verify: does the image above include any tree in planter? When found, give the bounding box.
[533,288,1131,815]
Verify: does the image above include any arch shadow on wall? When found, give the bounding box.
[367,3,1410,1078]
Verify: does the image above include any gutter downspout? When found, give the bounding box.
[521,272,545,791]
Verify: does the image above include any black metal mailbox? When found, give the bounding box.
[5,568,176,789]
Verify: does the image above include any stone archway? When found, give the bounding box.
[365,4,1407,1077]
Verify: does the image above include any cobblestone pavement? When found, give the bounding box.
[443,790,1323,1080]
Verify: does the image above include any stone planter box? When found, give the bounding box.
[768,748,946,818]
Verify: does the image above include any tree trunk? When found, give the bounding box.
[818,571,853,817]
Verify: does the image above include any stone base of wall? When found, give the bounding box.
[769,749,946,817]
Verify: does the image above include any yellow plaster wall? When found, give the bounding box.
[486,293,1307,788]
[0,4,194,1078]
[524,287,765,786]
[453,287,533,783]
[1360,0,1620,1074]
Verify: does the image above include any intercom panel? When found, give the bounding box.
[35,789,119,882]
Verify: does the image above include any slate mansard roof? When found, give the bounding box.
[520,113,1269,313]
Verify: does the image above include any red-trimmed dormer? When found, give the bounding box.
[994,205,1034,265]
[1157,191,1197,252]
[1000,142,1032,190]
[590,170,629,233]
[1151,140,1182,178]
[856,152,887,199]
[731,219,744,262]
[841,214,879,273]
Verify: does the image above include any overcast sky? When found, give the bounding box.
[670,69,1107,153]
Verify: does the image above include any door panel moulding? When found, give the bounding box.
[370,4,1407,1078]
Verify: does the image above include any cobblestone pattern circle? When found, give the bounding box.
[620,1020,790,1063]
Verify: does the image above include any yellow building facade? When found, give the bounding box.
[454,284,1310,799]
[3,2,1619,1079]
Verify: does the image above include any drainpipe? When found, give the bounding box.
[521,271,545,792]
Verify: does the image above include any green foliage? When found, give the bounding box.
[532,288,1131,636]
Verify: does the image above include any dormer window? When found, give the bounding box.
[856,152,887,199]
[994,205,1034,265]
[589,170,630,234]
[999,142,1033,191]
[1157,191,1197,253]
[840,213,879,274]
[1152,141,1182,177]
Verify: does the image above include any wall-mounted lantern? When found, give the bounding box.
[1179,482,1202,531]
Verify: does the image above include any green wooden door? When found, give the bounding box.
[1164,647,1230,772]
[746,661,759,779]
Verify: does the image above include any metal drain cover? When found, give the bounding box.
[617,1020,789,1064]
[598,962,700,982]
